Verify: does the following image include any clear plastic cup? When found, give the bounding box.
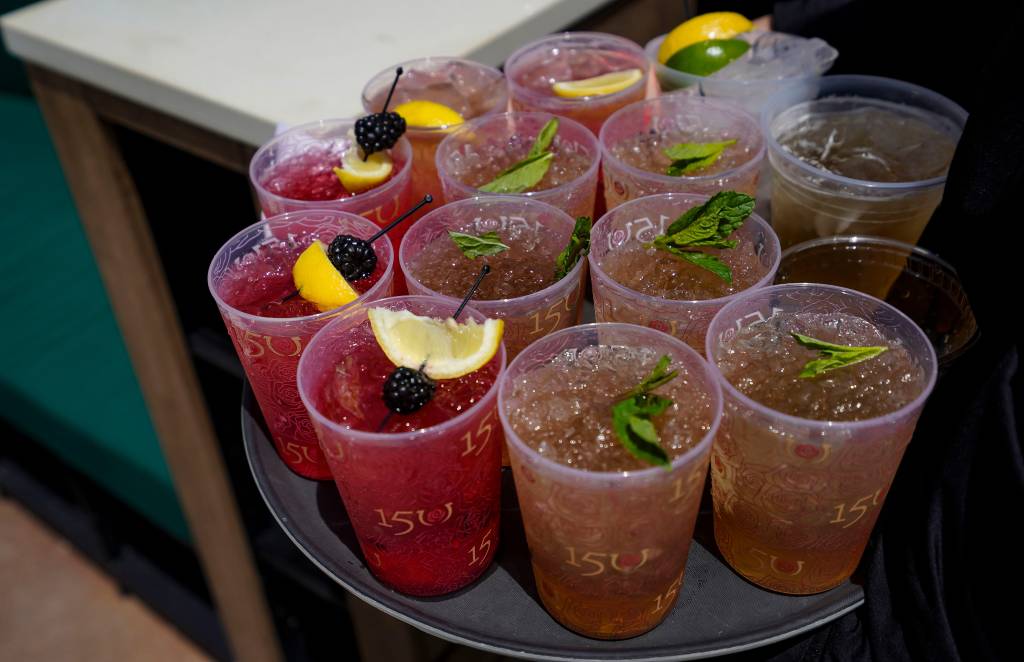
[590,193,780,352]
[705,284,938,594]
[644,33,837,117]
[208,211,394,479]
[505,32,651,135]
[361,57,508,208]
[435,111,601,220]
[498,323,722,639]
[249,118,416,244]
[297,296,505,596]
[400,197,586,359]
[776,235,979,366]
[762,75,968,249]
[599,95,765,209]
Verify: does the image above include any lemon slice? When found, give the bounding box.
[368,307,503,380]
[552,68,643,98]
[292,240,359,312]
[657,12,753,64]
[333,146,393,194]
[393,100,465,129]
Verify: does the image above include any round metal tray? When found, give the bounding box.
[242,386,863,661]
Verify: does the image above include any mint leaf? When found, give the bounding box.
[790,332,889,378]
[554,216,591,281]
[649,191,755,282]
[528,118,559,158]
[480,118,560,193]
[610,355,678,469]
[478,152,553,193]
[448,230,510,259]
[664,139,737,176]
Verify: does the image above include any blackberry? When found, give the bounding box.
[327,234,377,281]
[383,366,436,414]
[355,66,406,158]
[354,112,406,158]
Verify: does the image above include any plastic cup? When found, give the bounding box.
[776,235,978,366]
[505,32,651,135]
[705,284,938,594]
[762,75,968,249]
[401,197,586,360]
[499,323,722,639]
[361,57,508,209]
[435,112,601,220]
[208,211,394,479]
[297,296,505,596]
[599,95,765,209]
[590,193,780,352]
[644,34,837,117]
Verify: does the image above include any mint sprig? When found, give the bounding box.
[646,190,755,283]
[449,230,510,259]
[479,118,559,194]
[664,140,736,176]
[790,333,889,378]
[554,216,591,281]
[611,355,678,468]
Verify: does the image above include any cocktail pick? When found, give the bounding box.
[378,264,493,429]
[355,67,406,160]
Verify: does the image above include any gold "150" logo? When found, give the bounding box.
[565,546,654,576]
[374,503,454,536]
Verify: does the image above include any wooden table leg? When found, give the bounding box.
[28,66,284,662]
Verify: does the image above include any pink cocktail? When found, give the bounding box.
[209,211,394,479]
[298,296,505,595]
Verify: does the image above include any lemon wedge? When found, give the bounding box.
[658,12,753,64]
[292,240,359,312]
[368,307,503,380]
[393,100,465,129]
[552,68,643,98]
[333,146,393,194]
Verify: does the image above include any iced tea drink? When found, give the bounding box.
[401,197,586,359]
[599,95,764,209]
[763,75,966,248]
[499,323,721,638]
[705,284,937,594]
[208,211,393,479]
[505,32,650,135]
[590,193,780,351]
[436,112,600,220]
[362,58,508,209]
[297,296,505,595]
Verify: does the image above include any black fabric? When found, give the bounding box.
[698,2,1024,660]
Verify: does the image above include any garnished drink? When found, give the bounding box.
[705,284,937,594]
[436,113,600,220]
[499,323,721,638]
[763,75,966,248]
[591,192,780,351]
[298,294,506,596]
[208,211,394,478]
[401,197,589,358]
[599,95,764,209]
[362,57,508,210]
[505,32,650,135]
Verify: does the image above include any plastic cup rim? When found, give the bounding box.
[497,322,723,481]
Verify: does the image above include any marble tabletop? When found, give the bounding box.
[2,0,611,146]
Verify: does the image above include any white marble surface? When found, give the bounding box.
[1,0,611,145]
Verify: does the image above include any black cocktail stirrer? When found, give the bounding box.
[377,264,492,431]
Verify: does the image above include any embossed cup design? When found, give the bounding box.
[705,284,937,594]
[499,324,723,638]
[208,211,394,479]
[401,197,586,360]
[590,193,780,353]
[297,297,505,596]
